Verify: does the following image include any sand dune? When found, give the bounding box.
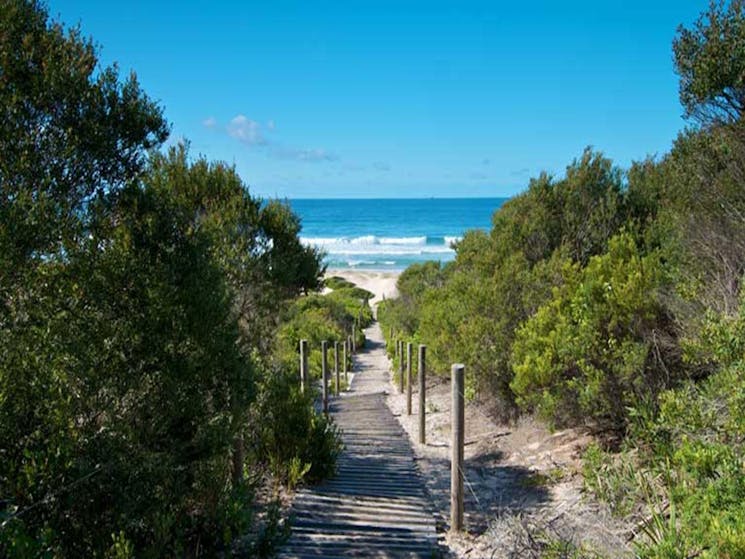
[325,269,399,307]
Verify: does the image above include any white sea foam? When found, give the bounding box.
[379,236,427,245]
[301,235,429,247]
[301,235,454,257]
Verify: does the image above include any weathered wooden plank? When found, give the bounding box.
[278,324,441,558]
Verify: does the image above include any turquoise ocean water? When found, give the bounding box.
[289,198,507,271]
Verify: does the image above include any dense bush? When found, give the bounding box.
[380,1,745,551]
[0,3,337,556]
[380,150,630,413]
[248,366,342,487]
[511,233,681,431]
[276,279,373,380]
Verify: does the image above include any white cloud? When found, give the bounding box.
[202,116,217,128]
[227,114,267,145]
[220,113,337,163]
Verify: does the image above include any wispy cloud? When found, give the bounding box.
[206,114,338,163]
[270,146,338,162]
[227,115,267,146]
[373,161,391,172]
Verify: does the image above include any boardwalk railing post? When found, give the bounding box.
[321,341,329,415]
[418,345,426,444]
[352,325,357,353]
[299,339,309,394]
[406,342,413,415]
[334,341,340,396]
[342,339,348,382]
[398,341,404,394]
[451,363,465,532]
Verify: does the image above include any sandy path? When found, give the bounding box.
[382,341,634,558]
[328,270,632,556]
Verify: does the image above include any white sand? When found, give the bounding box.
[325,269,399,307]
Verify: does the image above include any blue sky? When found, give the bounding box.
[50,0,705,198]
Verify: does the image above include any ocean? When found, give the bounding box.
[289,198,507,271]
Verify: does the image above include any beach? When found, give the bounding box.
[325,268,400,307]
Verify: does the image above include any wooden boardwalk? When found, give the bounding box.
[277,325,441,558]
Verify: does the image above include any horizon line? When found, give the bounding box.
[270,195,512,201]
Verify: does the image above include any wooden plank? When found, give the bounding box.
[278,324,441,558]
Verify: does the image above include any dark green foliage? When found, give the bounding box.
[511,234,681,430]
[0,3,337,556]
[1,184,251,557]
[380,149,628,415]
[0,0,168,281]
[248,366,342,485]
[673,0,745,128]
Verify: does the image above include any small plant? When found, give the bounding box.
[286,457,312,491]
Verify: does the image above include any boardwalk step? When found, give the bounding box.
[278,323,441,558]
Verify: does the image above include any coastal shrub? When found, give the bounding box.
[327,286,374,328]
[248,365,342,485]
[277,304,347,376]
[510,233,679,430]
[276,280,373,381]
[584,362,745,559]
[324,276,355,290]
[0,3,335,556]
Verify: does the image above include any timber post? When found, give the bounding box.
[451,363,465,532]
[406,342,413,415]
[334,341,340,396]
[321,341,329,415]
[342,339,348,382]
[299,339,309,394]
[398,341,404,394]
[418,344,426,444]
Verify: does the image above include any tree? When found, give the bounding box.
[674,0,745,128]
[0,0,168,281]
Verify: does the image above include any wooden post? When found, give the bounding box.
[347,336,352,367]
[232,435,244,486]
[398,341,404,394]
[418,344,426,444]
[451,363,465,532]
[352,325,357,353]
[299,339,309,394]
[321,341,329,415]
[342,339,348,382]
[334,341,340,396]
[406,342,413,415]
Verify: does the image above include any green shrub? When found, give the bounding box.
[511,233,679,430]
[323,276,355,290]
[248,367,342,485]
